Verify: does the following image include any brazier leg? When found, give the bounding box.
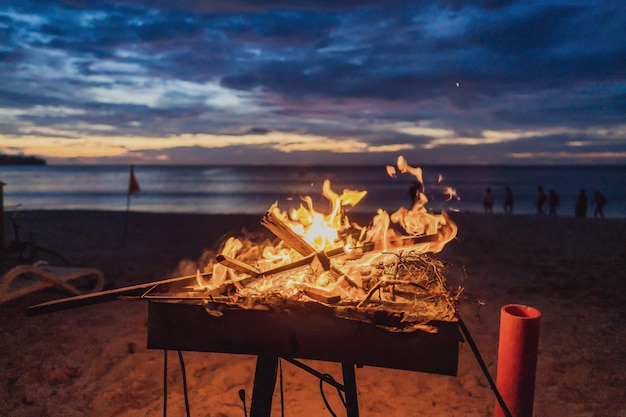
[250,355,278,417]
[342,362,359,417]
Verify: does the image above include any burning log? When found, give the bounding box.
[261,210,316,255]
[311,250,360,289]
[359,233,438,252]
[302,286,341,304]
[217,246,348,281]
[215,254,261,277]
[210,232,445,300]
[310,250,332,275]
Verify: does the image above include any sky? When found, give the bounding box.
[0,0,625,165]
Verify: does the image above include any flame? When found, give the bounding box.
[443,186,459,202]
[269,179,366,252]
[204,156,458,299]
[396,155,423,186]
[207,237,242,289]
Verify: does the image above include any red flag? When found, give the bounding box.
[128,164,140,195]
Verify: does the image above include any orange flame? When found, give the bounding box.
[270,179,366,252]
[204,156,457,293]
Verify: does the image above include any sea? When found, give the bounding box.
[1,164,624,219]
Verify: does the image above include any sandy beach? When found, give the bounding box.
[1,210,624,417]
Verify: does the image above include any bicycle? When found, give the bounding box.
[1,206,69,267]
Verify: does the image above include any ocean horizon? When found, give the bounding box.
[1,164,625,219]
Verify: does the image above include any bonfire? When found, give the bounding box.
[193,156,462,333]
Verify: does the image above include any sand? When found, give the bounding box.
[1,210,625,417]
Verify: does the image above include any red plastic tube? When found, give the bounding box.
[495,304,541,417]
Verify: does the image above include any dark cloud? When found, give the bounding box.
[1,0,625,164]
[465,5,585,53]
[437,0,518,11]
[34,0,390,12]
[243,127,271,135]
[493,92,626,127]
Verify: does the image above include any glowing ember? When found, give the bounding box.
[196,156,460,329]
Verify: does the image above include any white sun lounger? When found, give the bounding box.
[0,261,105,305]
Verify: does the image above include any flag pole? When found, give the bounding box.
[123,191,131,246]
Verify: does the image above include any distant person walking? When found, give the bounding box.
[575,189,588,218]
[592,190,607,219]
[536,186,547,215]
[548,189,560,215]
[483,187,494,214]
[503,186,514,214]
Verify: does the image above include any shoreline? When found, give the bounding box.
[1,210,624,416]
[2,164,625,220]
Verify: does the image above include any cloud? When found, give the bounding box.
[0,0,624,164]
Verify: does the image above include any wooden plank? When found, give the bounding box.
[216,254,260,276]
[303,287,341,304]
[261,211,316,255]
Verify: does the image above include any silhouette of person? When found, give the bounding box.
[592,190,607,219]
[483,187,494,214]
[408,181,422,207]
[536,186,547,215]
[503,186,514,214]
[575,189,588,218]
[548,189,560,215]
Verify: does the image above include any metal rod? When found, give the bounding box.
[458,317,513,417]
[282,358,346,392]
[25,273,208,316]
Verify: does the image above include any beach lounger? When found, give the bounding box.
[0,261,105,305]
